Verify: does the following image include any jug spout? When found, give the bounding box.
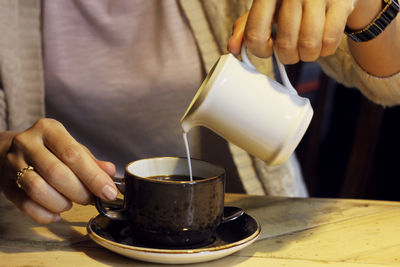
[180,116,193,133]
[180,55,227,133]
[180,113,200,133]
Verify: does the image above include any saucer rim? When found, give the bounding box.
[87,213,261,255]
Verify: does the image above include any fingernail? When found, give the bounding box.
[102,184,117,201]
[53,214,61,222]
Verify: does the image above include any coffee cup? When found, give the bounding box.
[95,157,241,247]
[181,47,313,165]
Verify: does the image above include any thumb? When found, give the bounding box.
[96,160,116,177]
[227,11,249,55]
[79,144,116,177]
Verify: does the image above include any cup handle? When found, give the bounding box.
[94,177,129,221]
[222,206,245,223]
[240,45,298,95]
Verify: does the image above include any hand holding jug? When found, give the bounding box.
[181,47,313,166]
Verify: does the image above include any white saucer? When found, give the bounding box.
[87,209,260,264]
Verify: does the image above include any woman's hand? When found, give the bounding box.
[0,118,118,224]
[228,0,360,64]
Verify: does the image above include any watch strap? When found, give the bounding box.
[345,0,399,42]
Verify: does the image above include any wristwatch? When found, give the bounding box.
[345,0,400,42]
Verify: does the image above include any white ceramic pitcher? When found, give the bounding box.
[181,47,313,165]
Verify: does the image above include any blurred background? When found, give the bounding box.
[287,62,400,201]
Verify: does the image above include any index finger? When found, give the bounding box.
[42,122,118,201]
[244,0,277,58]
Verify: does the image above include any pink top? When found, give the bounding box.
[42,0,203,174]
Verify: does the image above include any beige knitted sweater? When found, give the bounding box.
[1,0,399,196]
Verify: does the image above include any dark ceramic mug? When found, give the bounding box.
[95,157,243,247]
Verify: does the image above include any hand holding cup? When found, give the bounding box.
[0,118,118,224]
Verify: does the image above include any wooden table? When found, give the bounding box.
[1,193,400,266]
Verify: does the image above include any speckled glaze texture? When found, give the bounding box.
[125,174,225,246]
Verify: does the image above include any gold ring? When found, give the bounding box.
[16,166,34,189]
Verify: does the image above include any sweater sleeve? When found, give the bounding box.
[0,88,7,131]
[317,36,400,107]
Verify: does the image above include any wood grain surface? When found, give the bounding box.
[1,193,399,266]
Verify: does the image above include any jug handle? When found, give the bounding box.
[240,46,298,95]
